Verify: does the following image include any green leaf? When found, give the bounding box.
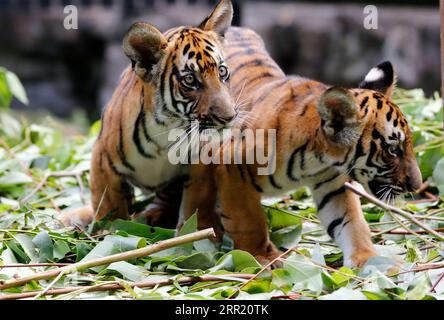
[6,70,28,105]
[174,252,218,270]
[374,271,398,289]
[81,241,116,273]
[0,69,12,109]
[75,242,92,262]
[331,267,355,287]
[81,235,146,273]
[271,269,293,292]
[242,279,272,294]
[266,207,301,231]
[176,213,198,255]
[110,219,174,241]
[284,254,323,294]
[30,156,52,170]
[5,240,29,264]
[358,256,397,278]
[433,157,444,195]
[178,213,197,236]
[53,240,71,260]
[194,239,217,252]
[406,239,423,263]
[319,287,367,300]
[0,112,22,143]
[32,231,54,262]
[406,279,430,300]
[362,289,391,300]
[212,250,262,273]
[1,247,18,264]
[14,234,38,262]
[0,172,33,189]
[311,242,325,265]
[88,120,102,137]
[419,147,444,180]
[105,235,147,252]
[270,224,302,250]
[105,261,147,282]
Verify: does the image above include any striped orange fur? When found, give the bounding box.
[59,0,237,228]
[179,27,422,267]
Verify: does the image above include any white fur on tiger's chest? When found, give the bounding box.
[117,117,190,193]
[128,150,187,192]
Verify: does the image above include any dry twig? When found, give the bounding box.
[344,182,444,241]
[0,274,254,300]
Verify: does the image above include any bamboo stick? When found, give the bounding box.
[0,228,215,291]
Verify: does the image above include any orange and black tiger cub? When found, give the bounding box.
[179,27,422,267]
[59,0,237,228]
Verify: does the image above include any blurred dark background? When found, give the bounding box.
[0,0,440,122]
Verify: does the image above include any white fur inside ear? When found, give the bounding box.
[214,5,230,20]
[201,0,233,36]
[364,67,384,82]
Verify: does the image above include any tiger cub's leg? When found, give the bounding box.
[216,165,281,264]
[312,185,377,268]
[90,145,133,222]
[178,164,224,241]
[132,183,182,229]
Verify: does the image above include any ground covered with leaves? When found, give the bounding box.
[0,84,444,300]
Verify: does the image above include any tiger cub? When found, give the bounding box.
[59,0,237,228]
[179,27,422,267]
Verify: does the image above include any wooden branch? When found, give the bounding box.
[431,272,444,293]
[395,262,444,275]
[0,274,254,300]
[0,264,71,269]
[344,182,444,241]
[0,228,215,291]
[371,227,444,235]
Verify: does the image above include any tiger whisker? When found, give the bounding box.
[235,80,247,107]
[168,124,195,153]
[151,123,190,139]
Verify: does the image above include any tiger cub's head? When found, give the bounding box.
[318,61,422,200]
[123,0,236,129]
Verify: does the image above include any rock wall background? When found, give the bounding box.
[0,0,440,119]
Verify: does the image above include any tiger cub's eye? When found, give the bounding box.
[388,144,401,157]
[183,74,196,86]
[219,65,229,81]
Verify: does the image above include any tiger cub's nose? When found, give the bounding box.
[210,106,237,125]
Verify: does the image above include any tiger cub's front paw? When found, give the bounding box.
[346,249,378,268]
[253,244,284,269]
[57,206,95,229]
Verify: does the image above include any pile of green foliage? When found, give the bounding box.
[0,68,443,300]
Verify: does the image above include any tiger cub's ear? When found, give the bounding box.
[123,22,168,82]
[318,87,361,147]
[359,61,397,98]
[199,0,234,38]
